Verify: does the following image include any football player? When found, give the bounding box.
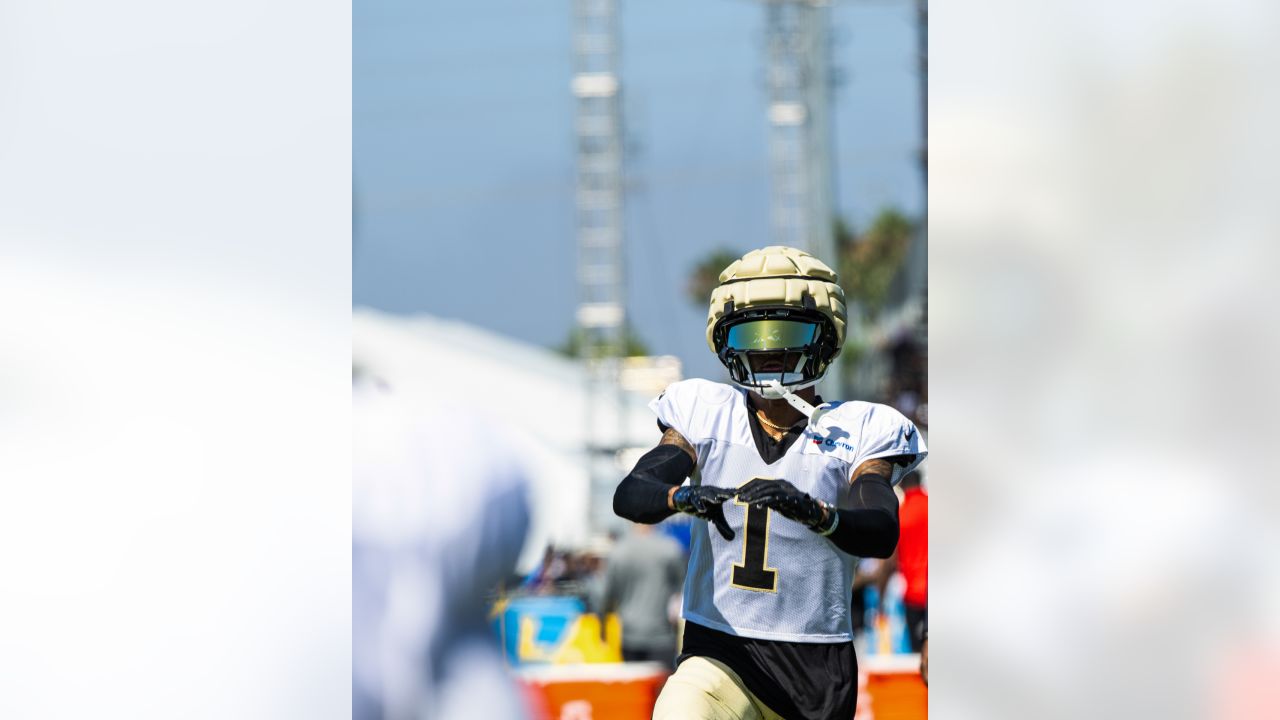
[613,246,927,720]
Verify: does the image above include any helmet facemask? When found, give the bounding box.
[712,305,837,398]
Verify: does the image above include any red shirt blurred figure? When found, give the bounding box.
[894,471,928,652]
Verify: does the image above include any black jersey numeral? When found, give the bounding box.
[731,495,778,593]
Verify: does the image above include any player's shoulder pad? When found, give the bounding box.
[649,378,738,442]
[807,401,927,476]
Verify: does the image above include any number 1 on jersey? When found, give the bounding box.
[731,494,778,593]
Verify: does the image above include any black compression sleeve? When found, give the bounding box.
[826,474,900,558]
[612,444,694,524]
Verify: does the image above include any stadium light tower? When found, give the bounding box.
[572,0,627,532]
[762,0,840,396]
[907,0,927,305]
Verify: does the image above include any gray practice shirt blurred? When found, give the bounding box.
[602,529,686,651]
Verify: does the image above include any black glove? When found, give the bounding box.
[735,478,832,532]
[672,485,737,541]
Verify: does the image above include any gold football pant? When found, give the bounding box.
[652,657,785,720]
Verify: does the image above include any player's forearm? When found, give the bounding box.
[612,444,692,524]
[825,474,900,557]
[613,474,678,523]
[826,507,899,557]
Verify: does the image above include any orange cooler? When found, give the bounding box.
[516,662,670,720]
[858,654,927,720]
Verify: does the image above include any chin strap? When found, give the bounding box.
[762,379,834,430]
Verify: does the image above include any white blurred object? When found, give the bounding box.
[932,0,1280,716]
[353,308,666,565]
[353,382,530,720]
[618,355,683,397]
[0,254,351,719]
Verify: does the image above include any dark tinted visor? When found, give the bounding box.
[724,320,818,351]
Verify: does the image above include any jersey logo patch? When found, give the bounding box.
[806,431,855,452]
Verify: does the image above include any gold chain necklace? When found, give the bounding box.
[755,410,799,434]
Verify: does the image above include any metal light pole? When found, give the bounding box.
[572,0,627,533]
[763,0,840,397]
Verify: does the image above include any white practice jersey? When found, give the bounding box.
[652,379,927,643]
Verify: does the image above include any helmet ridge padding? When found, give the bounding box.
[706,246,848,396]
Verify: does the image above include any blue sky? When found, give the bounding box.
[354,0,923,381]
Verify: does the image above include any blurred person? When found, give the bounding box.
[612,247,927,720]
[567,548,600,584]
[546,550,570,583]
[849,564,875,638]
[920,628,928,687]
[850,557,891,640]
[352,378,531,720]
[886,338,926,419]
[576,540,613,613]
[600,523,686,666]
[525,547,570,594]
[521,546,558,590]
[878,471,928,652]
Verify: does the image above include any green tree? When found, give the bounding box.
[835,208,914,317]
[834,208,917,386]
[685,248,745,308]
